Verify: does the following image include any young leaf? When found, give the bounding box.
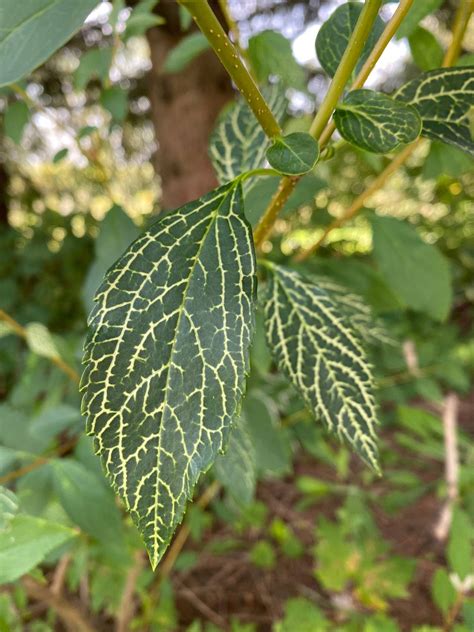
[4,101,30,145]
[81,181,256,568]
[209,88,286,185]
[214,414,256,506]
[163,33,210,73]
[0,0,100,87]
[0,515,76,583]
[266,133,320,175]
[263,264,379,471]
[334,89,422,153]
[408,27,444,71]
[371,215,452,321]
[316,2,385,78]
[396,67,474,155]
[74,47,113,91]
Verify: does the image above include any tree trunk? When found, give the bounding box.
[146,4,233,209]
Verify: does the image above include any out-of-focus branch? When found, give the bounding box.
[434,393,460,541]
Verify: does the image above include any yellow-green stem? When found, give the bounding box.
[254,0,383,249]
[178,0,281,138]
[309,0,383,140]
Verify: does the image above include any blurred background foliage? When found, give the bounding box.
[0,0,473,630]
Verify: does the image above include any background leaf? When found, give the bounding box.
[408,27,444,71]
[81,182,256,568]
[396,0,443,39]
[0,0,100,86]
[371,215,452,321]
[163,33,210,73]
[0,515,75,583]
[3,101,30,144]
[248,30,305,88]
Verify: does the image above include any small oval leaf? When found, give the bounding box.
[266,133,319,176]
[334,89,422,153]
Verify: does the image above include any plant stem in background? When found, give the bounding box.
[254,0,384,249]
[309,0,383,139]
[0,308,80,383]
[178,0,281,138]
[295,0,473,260]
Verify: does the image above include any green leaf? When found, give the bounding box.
[423,141,474,179]
[31,404,82,441]
[371,215,452,321]
[447,508,472,579]
[124,12,165,41]
[24,323,60,360]
[0,515,75,584]
[51,459,125,546]
[0,487,18,531]
[316,2,385,78]
[431,568,457,615]
[52,148,69,164]
[74,47,113,91]
[397,0,443,39]
[0,0,100,87]
[81,181,256,568]
[82,205,140,313]
[214,414,256,506]
[408,27,443,71]
[243,391,291,477]
[100,86,128,122]
[163,33,210,73]
[248,30,306,89]
[275,597,329,632]
[266,133,319,175]
[209,88,286,185]
[263,264,379,471]
[334,89,421,153]
[395,67,474,156]
[4,101,30,144]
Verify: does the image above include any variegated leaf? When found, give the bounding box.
[81,182,257,568]
[263,264,379,471]
[334,89,422,153]
[209,88,286,184]
[310,276,393,346]
[395,67,474,155]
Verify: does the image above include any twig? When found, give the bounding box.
[178,0,281,138]
[115,551,145,632]
[157,481,221,583]
[22,576,95,632]
[0,308,80,383]
[174,577,227,629]
[434,393,460,541]
[295,0,474,260]
[51,554,72,597]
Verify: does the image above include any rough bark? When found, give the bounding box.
[146,4,233,209]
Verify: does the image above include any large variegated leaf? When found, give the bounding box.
[209,88,286,184]
[334,89,422,153]
[81,182,257,568]
[395,67,474,155]
[263,264,379,471]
